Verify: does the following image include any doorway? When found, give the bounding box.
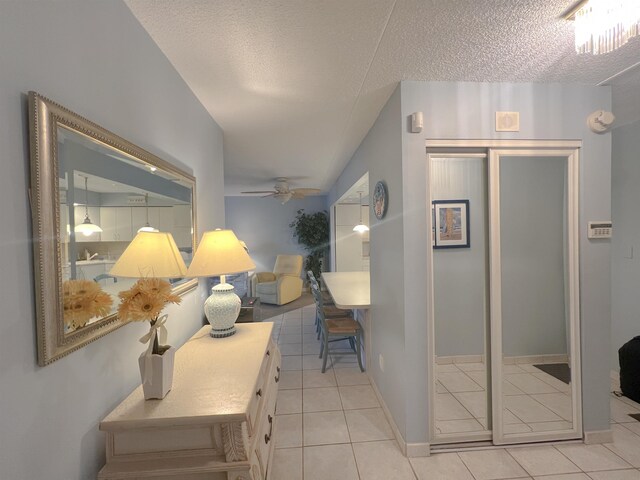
[332,173,370,272]
[427,143,582,447]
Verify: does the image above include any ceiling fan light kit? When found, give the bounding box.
[241,177,321,204]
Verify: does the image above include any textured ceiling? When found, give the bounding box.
[125,0,640,195]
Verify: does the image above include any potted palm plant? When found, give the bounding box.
[289,209,329,282]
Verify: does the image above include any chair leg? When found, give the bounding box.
[321,333,330,373]
[319,332,325,358]
[348,337,355,351]
[356,332,364,372]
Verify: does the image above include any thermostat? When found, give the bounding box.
[588,221,612,239]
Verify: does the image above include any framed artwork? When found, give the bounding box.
[373,181,388,220]
[432,200,470,249]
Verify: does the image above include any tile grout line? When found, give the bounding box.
[456,451,481,480]
[502,447,529,477]
[599,427,639,469]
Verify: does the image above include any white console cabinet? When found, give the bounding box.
[98,323,281,480]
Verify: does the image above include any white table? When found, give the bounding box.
[321,271,371,370]
[321,271,370,309]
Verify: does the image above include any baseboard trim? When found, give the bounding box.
[369,375,407,455]
[436,354,569,366]
[368,374,431,457]
[584,429,614,444]
[406,442,431,458]
[611,370,620,391]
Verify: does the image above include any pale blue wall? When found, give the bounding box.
[224,196,329,275]
[329,86,407,436]
[611,119,640,370]
[0,2,224,478]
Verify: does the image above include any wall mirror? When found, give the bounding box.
[29,92,197,366]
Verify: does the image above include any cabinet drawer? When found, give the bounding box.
[248,342,280,435]
[256,378,278,480]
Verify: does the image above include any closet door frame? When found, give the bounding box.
[489,147,582,445]
[425,140,582,447]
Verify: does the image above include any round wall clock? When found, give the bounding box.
[372,181,388,220]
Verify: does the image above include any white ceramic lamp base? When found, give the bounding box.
[204,283,241,338]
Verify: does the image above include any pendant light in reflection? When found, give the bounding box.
[74,175,103,237]
[138,193,159,233]
[353,191,370,234]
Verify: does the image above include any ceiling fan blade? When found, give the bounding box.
[291,192,306,199]
[261,193,276,198]
[241,190,277,194]
[291,188,321,195]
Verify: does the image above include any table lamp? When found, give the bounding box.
[187,229,256,338]
[110,231,188,279]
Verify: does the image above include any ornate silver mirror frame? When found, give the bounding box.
[29,92,198,366]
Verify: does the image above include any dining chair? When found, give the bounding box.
[307,271,352,338]
[306,270,334,305]
[310,279,364,373]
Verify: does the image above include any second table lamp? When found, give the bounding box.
[187,229,256,337]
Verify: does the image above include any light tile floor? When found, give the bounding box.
[265,305,640,480]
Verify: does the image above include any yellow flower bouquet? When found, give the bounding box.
[117,278,181,355]
[62,279,113,330]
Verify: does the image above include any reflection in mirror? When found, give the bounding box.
[62,279,113,330]
[499,156,574,436]
[29,92,197,365]
[57,127,195,334]
[431,155,491,440]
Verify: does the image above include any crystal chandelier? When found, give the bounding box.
[572,0,640,54]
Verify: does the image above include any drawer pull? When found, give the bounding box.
[256,388,262,397]
[264,415,274,444]
[274,366,281,383]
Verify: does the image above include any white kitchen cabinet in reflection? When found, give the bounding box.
[155,207,174,233]
[334,203,369,271]
[99,207,133,242]
[171,204,192,248]
[96,206,190,245]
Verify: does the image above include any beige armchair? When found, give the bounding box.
[252,255,303,305]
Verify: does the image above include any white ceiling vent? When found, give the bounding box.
[496,112,520,132]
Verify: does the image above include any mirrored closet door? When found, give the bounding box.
[429,154,492,444]
[428,146,582,446]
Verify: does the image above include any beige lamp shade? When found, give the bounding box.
[109,232,187,278]
[187,229,256,277]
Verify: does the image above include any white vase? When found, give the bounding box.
[138,345,176,400]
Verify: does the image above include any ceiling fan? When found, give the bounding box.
[241,177,321,204]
